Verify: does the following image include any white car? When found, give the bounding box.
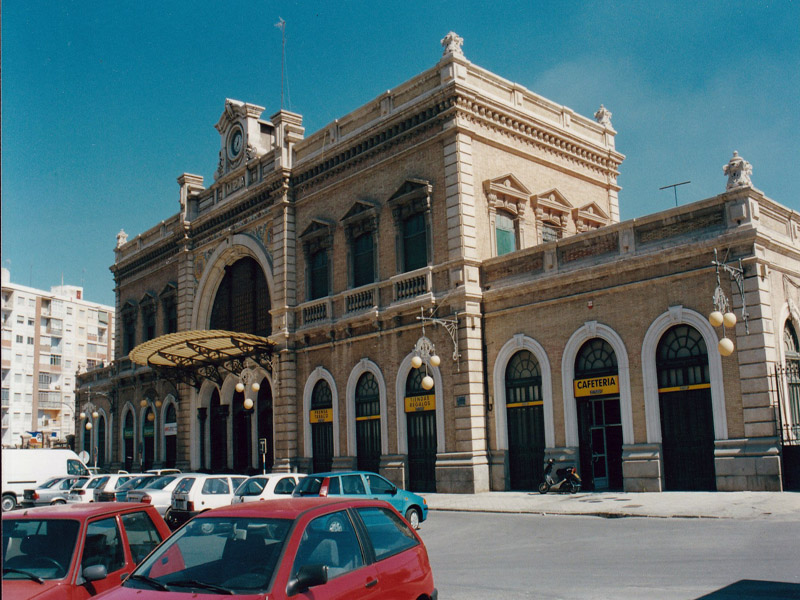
[126,473,202,516]
[66,475,106,503]
[165,474,247,529]
[231,473,305,504]
[92,473,135,502]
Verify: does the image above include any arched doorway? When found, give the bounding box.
[142,407,155,471]
[164,403,177,468]
[232,387,251,473]
[505,350,545,490]
[657,325,715,490]
[123,411,134,472]
[257,378,274,473]
[97,414,106,467]
[209,257,271,336]
[355,372,381,473]
[575,339,623,491]
[310,380,334,473]
[405,368,437,492]
[209,388,228,472]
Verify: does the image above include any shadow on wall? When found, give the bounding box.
[694,579,800,599]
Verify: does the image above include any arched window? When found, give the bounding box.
[575,338,617,375]
[504,350,544,490]
[784,321,800,438]
[505,350,541,403]
[310,380,333,473]
[657,325,709,388]
[210,257,270,336]
[355,372,381,473]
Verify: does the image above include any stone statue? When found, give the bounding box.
[723,151,753,190]
[116,229,128,249]
[594,105,612,127]
[441,31,464,57]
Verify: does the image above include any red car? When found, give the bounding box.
[2,502,171,600]
[99,497,437,599]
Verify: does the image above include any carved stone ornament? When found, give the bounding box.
[441,31,464,57]
[594,104,612,127]
[215,151,224,180]
[723,151,753,190]
[116,229,128,248]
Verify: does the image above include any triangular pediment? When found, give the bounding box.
[483,174,531,202]
[341,200,379,222]
[532,188,573,214]
[389,178,432,203]
[299,218,334,239]
[573,201,609,222]
[159,282,177,298]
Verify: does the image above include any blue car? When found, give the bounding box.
[293,471,428,529]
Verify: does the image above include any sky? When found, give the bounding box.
[2,1,798,307]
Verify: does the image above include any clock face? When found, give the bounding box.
[228,128,243,159]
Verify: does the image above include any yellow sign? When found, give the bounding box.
[310,408,333,423]
[404,395,435,413]
[574,375,619,397]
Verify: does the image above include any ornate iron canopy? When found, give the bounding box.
[129,330,276,390]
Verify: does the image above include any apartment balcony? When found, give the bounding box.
[38,397,65,410]
[2,414,9,428]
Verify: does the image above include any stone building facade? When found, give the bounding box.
[77,33,800,492]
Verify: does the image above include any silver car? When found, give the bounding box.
[21,476,88,507]
[127,473,201,516]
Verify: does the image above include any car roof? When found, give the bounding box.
[198,497,394,520]
[3,502,157,520]
[306,471,379,478]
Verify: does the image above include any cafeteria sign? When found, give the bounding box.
[404,395,435,413]
[574,375,619,397]
[310,408,333,424]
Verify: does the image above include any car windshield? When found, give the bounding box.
[86,477,105,489]
[133,477,156,489]
[236,478,267,496]
[39,477,64,489]
[128,517,292,594]
[118,476,146,491]
[145,475,178,490]
[293,475,324,495]
[2,519,80,581]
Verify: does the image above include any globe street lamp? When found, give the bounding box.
[708,248,749,357]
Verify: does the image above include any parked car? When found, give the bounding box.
[2,502,171,599]
[2,449,90,512]
[110,475,159,503]
[21,476,89,508]
[145,469,182,476]
[127,474,202,516]
[105,497,437,599]
[293,471,429,529]
[166,474,247,529]
[231,473,305,504]
[93,474,135,502]
[67,476,107,504]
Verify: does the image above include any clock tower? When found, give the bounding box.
[213,99,271,179]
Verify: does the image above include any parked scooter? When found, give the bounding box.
[538,459,581,494]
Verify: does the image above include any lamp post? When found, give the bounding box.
[79,388,113,469]
[409,307,460,390]
[236,365,260,471]
[708,249,750,357]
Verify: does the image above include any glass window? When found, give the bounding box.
[327,476,340,495]
[130,517,291,594]
[82,517,126,574]
[273,477,297,495]
[402,213,427,272]
[352,233,374,287]
[310,249,329,300]
[67,460,89,476]
[292,510,363,580]
[541,222,561,243]
[365,474,395,495]
[496,213,516,256]
[202,478,230,495]
[231,477,247,490]
[174,478,195,494]
[121,511,164,564]
[355,506,418,561]
[238,478,267,496]
[2,518,80,580]
[340,474,366,495]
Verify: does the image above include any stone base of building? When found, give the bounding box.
[436,451,490,493]
[332,455,357,471]
[380,454,409,488]
[714,438,782,491]
[488,450,508,490]
[622,443,663,492]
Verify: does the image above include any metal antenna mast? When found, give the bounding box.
[275,17,286,110]
[659,181,691,207]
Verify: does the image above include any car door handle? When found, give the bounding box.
[365,578,378,589]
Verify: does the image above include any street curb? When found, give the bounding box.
[429,507,726,520]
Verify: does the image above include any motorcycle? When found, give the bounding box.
[538,459,581,494]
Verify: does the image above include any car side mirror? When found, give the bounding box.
[82,564,108,583]
[391,486,398,496]
[286,564,328,596]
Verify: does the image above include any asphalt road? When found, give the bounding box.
[418,511,800,600]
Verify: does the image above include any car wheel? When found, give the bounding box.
[538,482,549,494]
[2,494,16,512]
[52,499,67,505]
[405,507,421,530]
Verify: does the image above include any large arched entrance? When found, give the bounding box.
[310,380,334,473]
[505,350,545,490]
[657,325,715,491]
[575,339,623,491]
[405,368,437,492]
[355,372,381,473]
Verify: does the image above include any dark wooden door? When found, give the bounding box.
[312,422,333,473]
[507,404,545,490]
[407,411,436,492]
[660,389,716,491]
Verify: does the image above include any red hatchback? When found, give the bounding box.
[100,497,437,599]
[2,502,171,600]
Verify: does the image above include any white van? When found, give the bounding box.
[1,449,90,511]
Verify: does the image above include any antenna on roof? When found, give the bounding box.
[659,181,691,207]
[275,17,287,110]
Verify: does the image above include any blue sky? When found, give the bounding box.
[2,1,798,307]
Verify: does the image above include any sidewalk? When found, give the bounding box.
[421,490,800,520]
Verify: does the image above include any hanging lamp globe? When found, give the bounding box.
[92,411,99,419]
[430,354,441,367]
[235,382,245,393]
[251,382,260,393]
[723,312,737,328]
[411,355,423,369]
[718,337,735,357]
[243,398,254,410]
[709,311,724,327]
[140,400,147,408]
[79,412,86,420]
[85,422,93,430]
[147,412,155,422]
[421,375,434,390]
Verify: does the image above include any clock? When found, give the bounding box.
[228,127,243,159]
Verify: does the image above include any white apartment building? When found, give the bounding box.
[1,268,114,447]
